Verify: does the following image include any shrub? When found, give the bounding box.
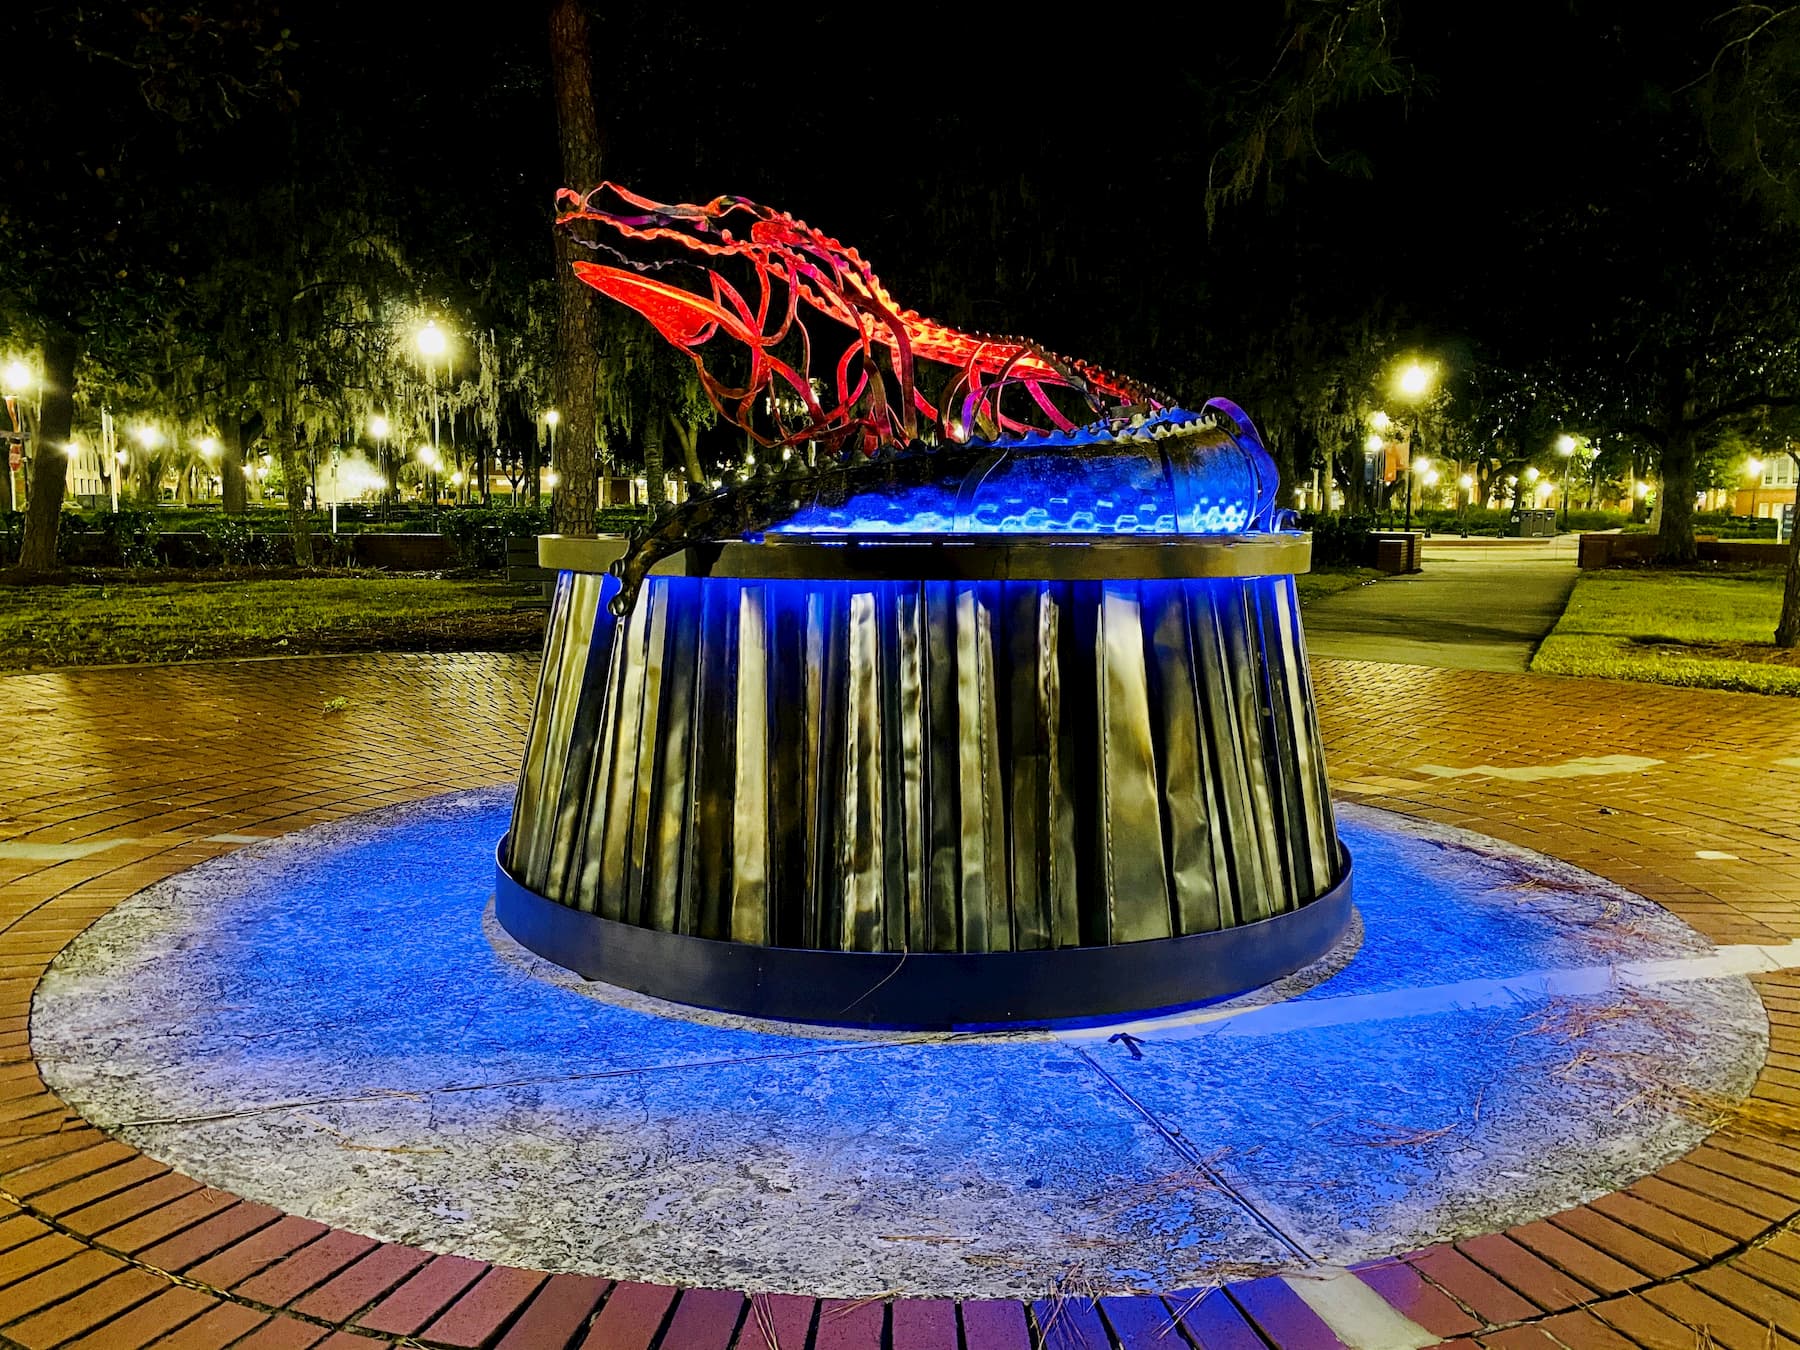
[1301,511,1377,566]
[201,515,277,566]
[437,505,552,568]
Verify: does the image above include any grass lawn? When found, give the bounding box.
[0,566,1381,673]
[1295,567,1384,606]
[0,576,545,671]
[1531,567,1800,696]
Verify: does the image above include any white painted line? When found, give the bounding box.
[0,838,137,862]
[1284,1268,1439,1350]
[1413,754,1662,782]
[1695,850,1740,861]
[205,834,271,844]
[1058,940,1800,1045]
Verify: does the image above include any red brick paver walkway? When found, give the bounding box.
[2,652,1798,1348]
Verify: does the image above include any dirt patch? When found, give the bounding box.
[1626,635,1800,666]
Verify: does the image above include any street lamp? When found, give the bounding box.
[198,437,220,502]
[416,445,438,503]
[543,409,560,505]
[133,426,161,449]
[1393,361,1437,529]
[1555,434,1578,529]
[415,321,447,359]
[2,361,33,510]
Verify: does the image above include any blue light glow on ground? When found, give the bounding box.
[33,793,1764,1298]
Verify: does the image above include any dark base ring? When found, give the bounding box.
[494,839,1354,1029]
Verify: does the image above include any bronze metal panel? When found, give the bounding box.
[1097,584,1174,943]
[728,584,772,944]
[1040,585,1079,949]
[643,583,700,932]
[687,579,739,939]
[1002,581,1050,950]
[921,581,961,952]
[840,589,887,950]
[1146,581,1226,934]
[508,570,573,889]
[893,587,930,951]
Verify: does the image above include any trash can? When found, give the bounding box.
[1508,509,1557,538]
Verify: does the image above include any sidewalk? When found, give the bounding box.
[0,653,1796,1347]
[1305,546,1578,673]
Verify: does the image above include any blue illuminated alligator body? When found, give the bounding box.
[606,402,1281,616]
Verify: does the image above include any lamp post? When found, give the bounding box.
[2,360,34,512]
[1395,361,1436,531]
[543,409,559,507]
[368,414,392,517]
[199,436,220,502]
[1555,434,1577,530]
[415,321,449,505]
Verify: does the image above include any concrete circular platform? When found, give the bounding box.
[31,790,1764,1300]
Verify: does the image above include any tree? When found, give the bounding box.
[548,0,602,536]
[1695,4,1800,644]
[0,4,288,574]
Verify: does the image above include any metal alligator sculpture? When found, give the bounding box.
[553,184,1279,615]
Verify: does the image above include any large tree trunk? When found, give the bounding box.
[548,0,602,537]
[16,329,79,575]
[1778,453,1800,649]
[1655,426,1698,564]
[221,413,247,515]
[276,406,314,567]
[674,417,706,484]
[642,413,666,507]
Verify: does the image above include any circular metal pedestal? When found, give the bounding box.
[503,534,1349,1028]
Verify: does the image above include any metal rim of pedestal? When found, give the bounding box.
[494,839,1354,1029]
[536,530,1313,583]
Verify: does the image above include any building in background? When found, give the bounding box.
[1735,455,1799,519]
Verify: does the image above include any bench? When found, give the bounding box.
[506,536,557,609]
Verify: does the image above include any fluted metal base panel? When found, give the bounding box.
[504,569,1344,1022]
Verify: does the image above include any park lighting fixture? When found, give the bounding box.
[1748,458,1765,479]
[1369,411,1392,432]
[1556,434,1577,456]
[133,425,161,449]
[1,360,31,393]
[1414,457,1432,476]
[1397,361,1435,400]
[416,445,437,466]
[1535,480,1554,501]
[415,321,447,359]
[115,449,129,465]
[369,414,390,439]
[1364,431,1384,454]
[544,409,560,428]
[451,470,466,487]
[1525,466,1540,482]
[62,442,80,457]
[543,468,561,489]
[199,437,220,458]
[1459,474,1475,491]
[1424,469,1441,487]
[1634,480,1650,498]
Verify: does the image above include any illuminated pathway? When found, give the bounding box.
[1,652,1798,1347]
